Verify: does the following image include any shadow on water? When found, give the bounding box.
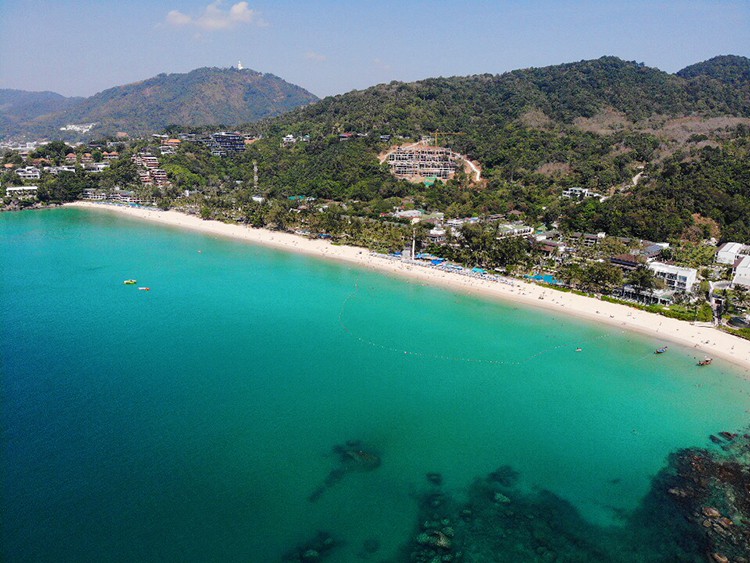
[284,431,750,562]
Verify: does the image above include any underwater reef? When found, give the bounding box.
[308,439,382,503]
[400,432,750,562]
[281,531,339,562]
[663,431,750,562]
[284,432,749,561]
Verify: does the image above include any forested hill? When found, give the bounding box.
[235,56,750,242]
[15,56,750,244]
[0,89,83,126]
[265,56,750,137]
[677,55,750,86]
[0,67,318,140]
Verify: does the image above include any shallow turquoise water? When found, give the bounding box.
[3,207,750,561]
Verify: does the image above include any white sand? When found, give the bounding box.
[68,202,750,372]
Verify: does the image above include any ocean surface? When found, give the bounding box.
[3,207,750,562]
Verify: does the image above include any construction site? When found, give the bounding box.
[386,145,458,180]
[382,136,482,183]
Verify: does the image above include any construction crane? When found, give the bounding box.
[433,131,465,147]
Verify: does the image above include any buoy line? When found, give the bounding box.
[338,281,610,366]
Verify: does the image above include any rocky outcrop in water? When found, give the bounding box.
[404,463,624,560]
[399,432,750,561]
[281,531,338,562]
[308,439,381,502]
[292,433,750,560]
[664,432,750,562]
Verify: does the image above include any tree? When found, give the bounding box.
[313,207,344,235]
[99,159,138,189]
[732,286,748,313]
[37,170,93,202]
[627,265,658,299]
[244,201,267,228]
[2,150,23,165]
[31,141,71,165]
[266,200,290,230]
[492,237,532,270]
[581,261,623,293]
[200,205,213,219]
[557,263,584,288]
[597,237,630,257]
[162,164,204,189]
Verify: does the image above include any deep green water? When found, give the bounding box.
[3,207,750,562]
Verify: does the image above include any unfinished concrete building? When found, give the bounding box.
[387,146,458,180]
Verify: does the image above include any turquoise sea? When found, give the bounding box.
[3,207,750,561]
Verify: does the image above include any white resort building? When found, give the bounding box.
[732,255,750,288]
[716,242,750,265]
[15,166,41,180]
[561,187,604,201]
[496,224,534,238]
[648,262,698,292]
[5,186,39,199]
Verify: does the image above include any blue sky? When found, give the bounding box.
[1,0,748,99]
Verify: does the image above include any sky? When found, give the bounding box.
[1,0,748,99]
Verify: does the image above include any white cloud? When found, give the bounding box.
[166,1,264,31]
[166,10,192,26]
[305,51,327,63]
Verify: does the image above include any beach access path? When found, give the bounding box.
[67,201,750,373]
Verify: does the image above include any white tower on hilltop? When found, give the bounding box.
[237,60,243,70]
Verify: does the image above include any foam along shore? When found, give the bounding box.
[68,201,750,372]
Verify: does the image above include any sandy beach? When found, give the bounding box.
[68,201,750,372]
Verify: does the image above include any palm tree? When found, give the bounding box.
[557,263,584,288]
[733,285,748,311]
[720,286,748,320]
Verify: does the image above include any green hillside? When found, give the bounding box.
[1,67,318,140]
[0,89,83,137]
[265,55,750,136]
[231,56,750,241]
[677,55,750,85]
[12,56,750,244]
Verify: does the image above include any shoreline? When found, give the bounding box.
[66,201,750,373]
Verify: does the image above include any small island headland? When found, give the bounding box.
[68,201,750,374]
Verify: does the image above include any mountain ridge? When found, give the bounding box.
[254,55,750,183]
[230,55,750,241]
[0,89,84,129]
[0,67,318,140]
[3,55,749,142]
[677,55,750,85]
[265,55,750,135]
